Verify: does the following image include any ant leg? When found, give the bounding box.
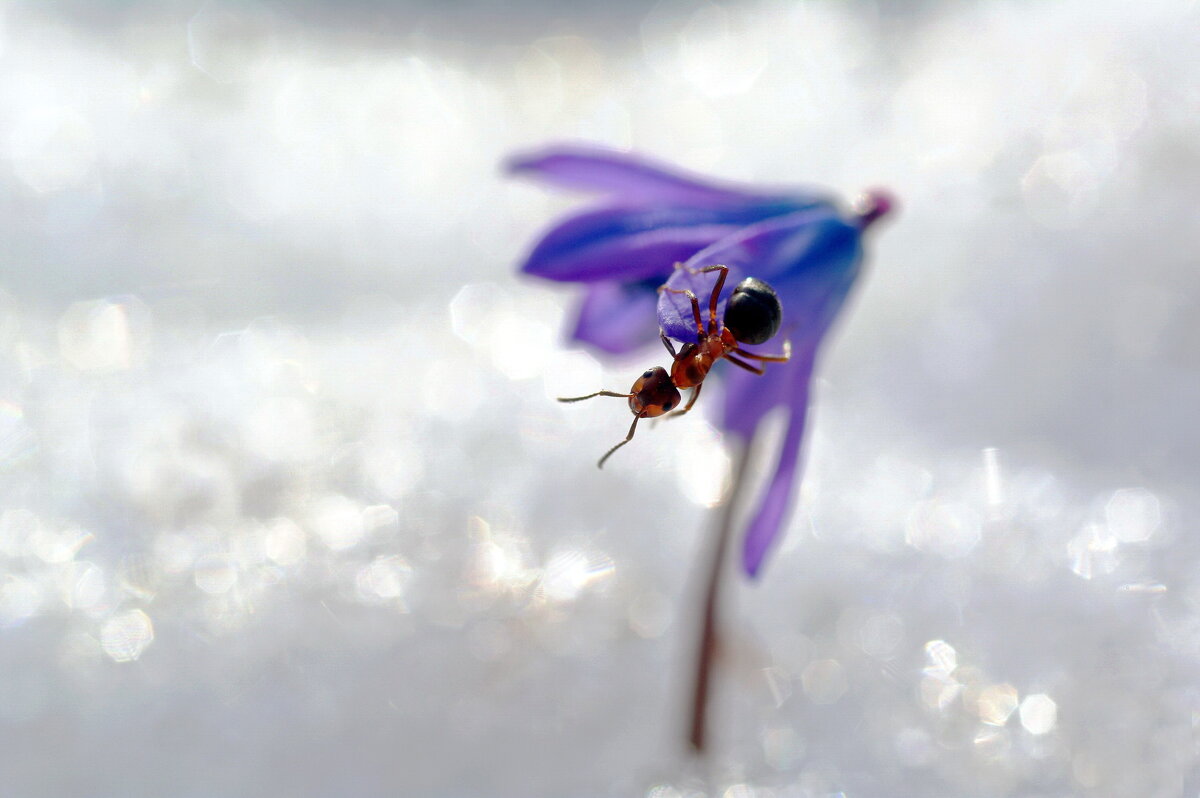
[671,261,703,276]
[696,265,728,335]
[666,382,703,419]
[660,331,678,358]
[658,286,705,341]
[558,390,633,403]
[733,339,791,362]
[597,415,641,469]
[726,355,765,376]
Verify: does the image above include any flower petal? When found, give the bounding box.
[570,282,661,354]
[519,199,811,284]
[507,144,830,206]
[718,339,818,437]
[740,353,815,578]
[656,207,863,343]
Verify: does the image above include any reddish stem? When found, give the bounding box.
[688,438,753,753]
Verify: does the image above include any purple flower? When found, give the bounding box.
[509,144,892,577]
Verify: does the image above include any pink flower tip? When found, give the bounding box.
[854,188,896,229]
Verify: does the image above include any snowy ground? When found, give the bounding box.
[1,1,1199,796]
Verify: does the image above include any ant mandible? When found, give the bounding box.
[558,264,791,468]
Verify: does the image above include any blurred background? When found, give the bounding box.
[1,0,1198,795]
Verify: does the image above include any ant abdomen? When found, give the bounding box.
[724,277,782,345]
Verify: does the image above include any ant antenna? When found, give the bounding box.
[598,415,640,469]
[557,390,632,403]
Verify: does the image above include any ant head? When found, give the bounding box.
[629,366,681,418]
[724,277,782,345]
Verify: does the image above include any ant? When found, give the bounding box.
[559,264,791,468]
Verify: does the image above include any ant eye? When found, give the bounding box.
[643,369,654,379]
[663,401,673,411]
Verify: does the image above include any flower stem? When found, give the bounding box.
[688,436,754,754]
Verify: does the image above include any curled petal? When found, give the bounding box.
[507,144,831,207]
[571,282,661,354]
[657,207,863,343]
[519,199,812,283]
[741,353,815,578]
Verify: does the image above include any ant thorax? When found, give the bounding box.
[671,329,736,389]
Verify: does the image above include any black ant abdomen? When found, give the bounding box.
[724,277,782,345]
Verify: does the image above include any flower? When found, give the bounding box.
[509,144,891,576]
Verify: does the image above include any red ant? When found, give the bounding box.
[559,264,791,467]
